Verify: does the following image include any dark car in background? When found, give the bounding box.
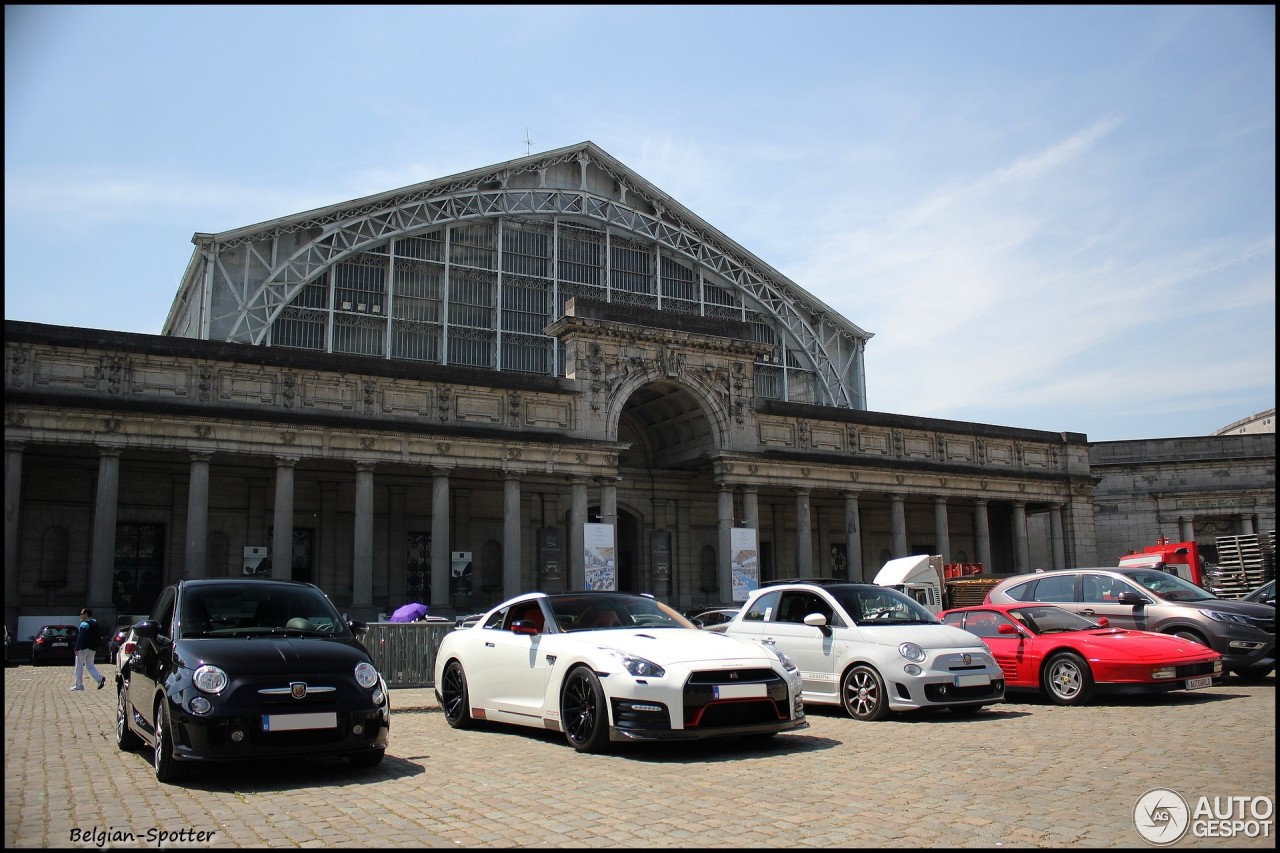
[686,607,741,630]
[116,578,391,783]
[985,567,1275,681]
[1243,579,1275,608]
[30,625,79,665]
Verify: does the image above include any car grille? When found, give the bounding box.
[924,680,1004,702]
[682,668,790,728]
[1244,615,1275,635]
[1174,661,1220,678]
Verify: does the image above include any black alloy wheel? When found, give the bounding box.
[561,667,609,753]
[441,660,474,729]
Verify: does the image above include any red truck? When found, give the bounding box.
[1118,537,1205,587]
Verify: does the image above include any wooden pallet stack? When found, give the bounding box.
[1208,534,1273,599]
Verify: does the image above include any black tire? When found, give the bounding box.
[349,748,385,769]
[115,683,141,751]
[440,660,474,729]
[1043,652,1095,706]
[1231,665,1274,682]
[152,700,188,784]
[1169,629,1209,646]
[840,664,890,721]
[561,667,610,753]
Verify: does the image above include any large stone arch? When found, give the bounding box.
[606,370,728,469]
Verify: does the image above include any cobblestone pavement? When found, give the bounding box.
[3,662,1274,849]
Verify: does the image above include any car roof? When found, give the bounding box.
[177,577,321,589]
[994,567,1134,583]
[760,578,879,589]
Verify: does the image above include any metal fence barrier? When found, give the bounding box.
[362,619,453,688]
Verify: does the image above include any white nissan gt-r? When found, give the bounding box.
[433,591,808,752]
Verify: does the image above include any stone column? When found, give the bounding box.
[933,496,951,565]
[742,486,760,532]
[569,477,589,590]
[1050,503,1066,570]
[431,470,451,612]
[598,477,618,527]
[184,452,212,579]
[1178,516,1195,543]
[1013,500,1029,572]
[794,487,814,578]
[5,443,25,633]
[974,499,992,572]
[718,482,735,598]
[842,491,863,582]
[271,457,297,580]
[89,447,121,612]
[1238,514,1256,535]
[503,474,522,598]
[352,462,375,620]
[890,493,908,558]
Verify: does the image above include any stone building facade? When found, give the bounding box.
[2,141,1269,635]
[1089,435,1275,565]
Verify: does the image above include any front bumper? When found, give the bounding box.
[886,651,1006,710]
[167,702,389,762]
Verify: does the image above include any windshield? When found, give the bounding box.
[829,586,940,625]
[1123,569,1217,602]
[1008,606,1105,634]
[180,583,352,638]
[547,593,695,632]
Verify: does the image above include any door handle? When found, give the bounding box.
[1080,609,1096,616]
[762,637,775,645]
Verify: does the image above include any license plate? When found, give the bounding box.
[713,683,767,700]
[1185,676,1213,690]
[262,712,337,732]
[51,643,68,648]
[953,673,990,688]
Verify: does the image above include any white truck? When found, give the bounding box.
[872,555,946,615]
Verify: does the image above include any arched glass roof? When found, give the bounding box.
[164,142,870,409]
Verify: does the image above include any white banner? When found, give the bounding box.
[584,523,617,590]
[731,527,759,602]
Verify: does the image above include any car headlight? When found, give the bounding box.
[1203,610,1251,626]
[898,642,926,663]
[604,649,666,678]
[355,661,380,689]
[765,644,799,673]
[192,664,228,694]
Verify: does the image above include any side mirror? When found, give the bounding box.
[997,623,1021,636]
[802,613,828,627]
[1116,591,1146,606]
[132,620,161,642]
[511,620,540,636]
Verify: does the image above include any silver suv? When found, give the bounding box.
[985,568,1275,681]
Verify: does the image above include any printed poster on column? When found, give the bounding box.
[731,527,759,602]
[583,523,616,590]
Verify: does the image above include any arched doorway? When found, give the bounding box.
[612,379,721,604]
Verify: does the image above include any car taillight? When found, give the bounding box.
[123,641,135,655]
[35,637,45,645]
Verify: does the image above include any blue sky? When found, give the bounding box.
[5,5,1274,442]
